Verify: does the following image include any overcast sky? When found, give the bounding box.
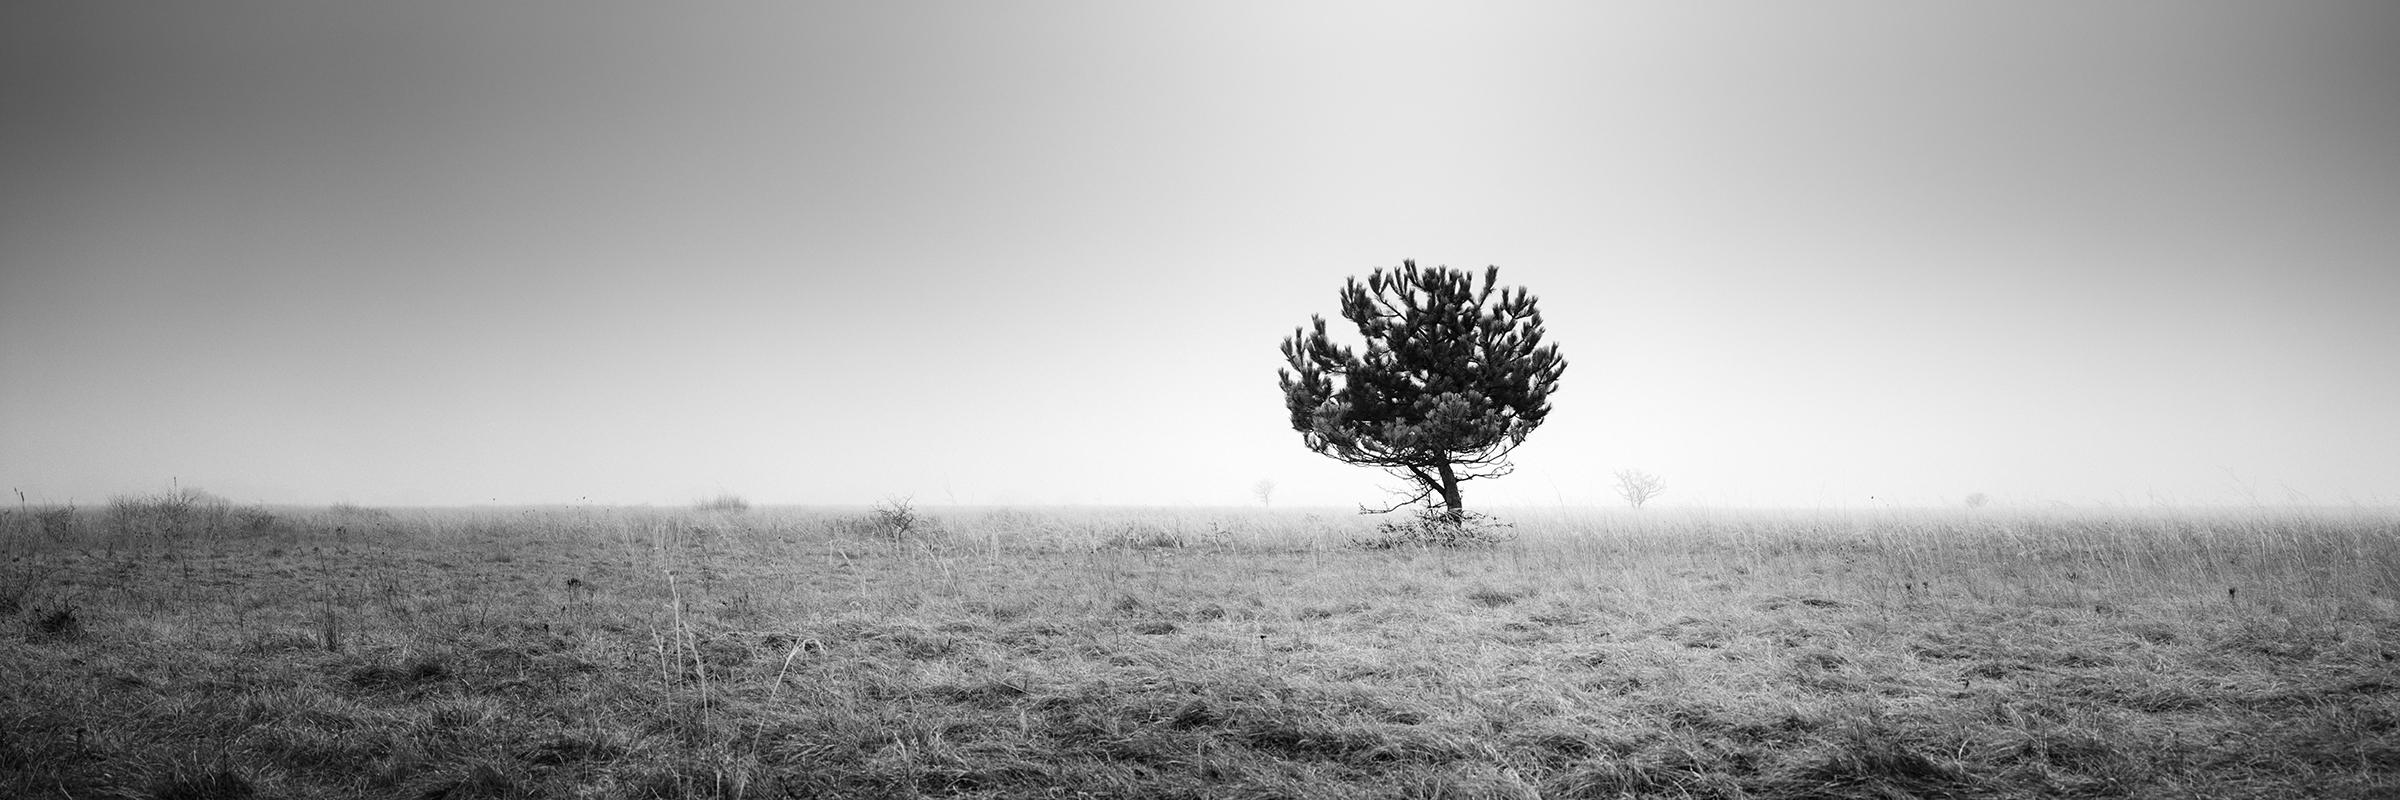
[4,2,2395,508]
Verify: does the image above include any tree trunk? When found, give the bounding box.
[1435,462,1464,523]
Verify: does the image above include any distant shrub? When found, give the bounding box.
[871,496,927,540]
[233,506,279,532]
[104,488,276,541]
[827,496,946,542]
[328,502,391,520]
[109,488,232,541]
[1353,508,1515,549]
[975,508,1044,533]
[1104,522,1189,549]
[694,493,751,513]
[31,504,81,541]
[1,502,87,538]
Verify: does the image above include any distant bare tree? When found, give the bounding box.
[1254,479,1277,508]
[1614,469,1664,509]
[1964,492,1990,509]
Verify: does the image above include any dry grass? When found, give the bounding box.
[1,503,2394,798]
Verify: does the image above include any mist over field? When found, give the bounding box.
[5,2,2397,509]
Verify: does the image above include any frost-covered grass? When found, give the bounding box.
[2,503,2394,798]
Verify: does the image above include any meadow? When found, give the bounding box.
[2,497,2395,799]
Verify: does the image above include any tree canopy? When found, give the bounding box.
[1278,261,1566,518]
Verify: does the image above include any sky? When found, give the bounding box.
[4,1,2396,509]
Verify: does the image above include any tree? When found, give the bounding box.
[1614,469,1664,509]
[1278,261,1567,521]
[1253,479,1277,508]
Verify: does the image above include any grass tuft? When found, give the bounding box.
[146,762,256,800]
[28,601,81,640]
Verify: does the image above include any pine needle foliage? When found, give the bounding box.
[1279,261,1566,518]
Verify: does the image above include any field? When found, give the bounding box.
[3,500,2396,799]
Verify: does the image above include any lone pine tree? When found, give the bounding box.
[1278,262,1566,520]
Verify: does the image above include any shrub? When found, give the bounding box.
[35,505,80,540]
[105,488,278,540]
[108,488,233,541]
[1104,522,1189,549]
[826,496,943,541]
[233,506,279,533]
[694,493,751,513]
[328,502,391,520]
[872,496,928,540]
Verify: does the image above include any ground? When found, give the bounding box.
[3,504,2395,798]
